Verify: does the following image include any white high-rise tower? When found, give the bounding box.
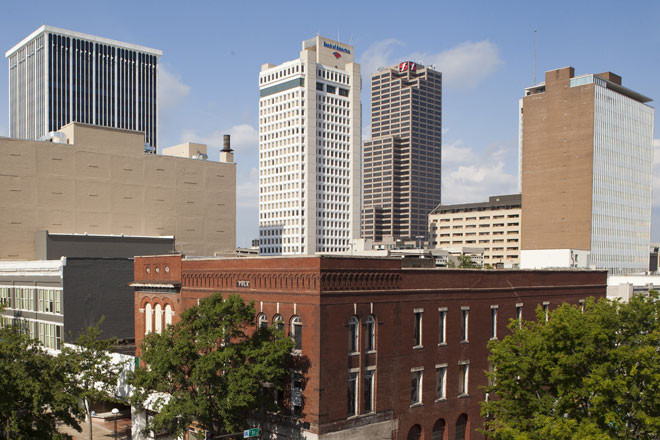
[258,36,361,255]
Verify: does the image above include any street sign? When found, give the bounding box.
[243,428,260,438]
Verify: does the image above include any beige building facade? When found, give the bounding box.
[0,123,236,259]
[429,194,521,267]
[520,67,654,274]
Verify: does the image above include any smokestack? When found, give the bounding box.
[222,134,234,152]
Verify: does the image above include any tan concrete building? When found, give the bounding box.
[429,194,521,267]
[520,67,654,274]
[0,123,236,259]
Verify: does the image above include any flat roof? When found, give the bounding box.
[6,25,162,58]
[47,232,174,240]
[430,194,521,215]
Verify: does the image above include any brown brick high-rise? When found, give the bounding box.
[362,62,442,243]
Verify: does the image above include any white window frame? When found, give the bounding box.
[435,363,447,401]
[458,360,470,396]
[348,316,359,354]
[461,307,470,342]
[490,305,498,340]
[410,366,424,406]
[438,307,447,345]
[413,308,423,348]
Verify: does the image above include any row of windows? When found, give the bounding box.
[0,317,62,350]
[256,313,302,350]
[0,286,62,314]
[144,303,174,334]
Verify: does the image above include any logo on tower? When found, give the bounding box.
[333,51,341,59]
[399,61,417,72]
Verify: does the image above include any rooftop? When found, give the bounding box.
[430,194,521,215]
[6,25,162,58]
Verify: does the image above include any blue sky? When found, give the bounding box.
[1,0,659,247]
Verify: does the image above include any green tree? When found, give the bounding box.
[130,293,295,437]
[0,325,82,439]
[482,292,660,440]
[62,320,126,440]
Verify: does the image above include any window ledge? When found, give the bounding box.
[349,351,360,356]
[437,342,447,347]
[490,337,498,341]
[413,345,424,350]
[435,398,447,403]
[365,350,377,354]
[457,393,469,399]
[460,340,469,344]
[410,402,423,408]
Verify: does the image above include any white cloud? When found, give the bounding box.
[237,167,259,209]
[442,139,518,204]
[159,64,191,110]
[359,38,403,77]
[410,40,502,89]
[359,38,502,90]
[178,124,258,152]
[442,140,475,164]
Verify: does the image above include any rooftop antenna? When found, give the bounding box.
[533,28,537,85]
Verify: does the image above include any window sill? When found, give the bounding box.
[349,351,360,356]
[457,393,469,399]
[413,345,424,350]
[410,402,423,408]
[460,340,469,344]
[490,337,498,341]
[365,350,377,354]
[437,342,447,347]
[435,397,447,403]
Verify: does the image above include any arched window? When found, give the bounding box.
[165,304,173,327]
[144,303,152,334]
[348,316,359,354]
[154,304,162,334]
[291,316,302,350]
[365,315,375,352]
[257,313,268,329]
[273,314,284,332]
[407,424,422,440]
[455,414,468,440]
[432,419,446,440]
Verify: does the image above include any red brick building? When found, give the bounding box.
[132,255,606,440]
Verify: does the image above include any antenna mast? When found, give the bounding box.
[533,28,537,85]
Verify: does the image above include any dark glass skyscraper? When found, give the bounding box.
[362,61,442,242]
[6,26,161,148]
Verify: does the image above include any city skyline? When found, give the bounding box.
[1,1,659,246]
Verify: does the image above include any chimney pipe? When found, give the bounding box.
[222,134,233,152]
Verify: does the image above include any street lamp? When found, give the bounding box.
[111,408,119,440]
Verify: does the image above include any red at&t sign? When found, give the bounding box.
[399,61,417,72]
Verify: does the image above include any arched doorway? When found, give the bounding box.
[455,414,468,440]
[432,419,446,440]
[407,424,423,440]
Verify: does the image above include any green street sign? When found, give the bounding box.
[243,428,260,438]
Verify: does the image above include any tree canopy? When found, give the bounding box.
[0,317,125,439]
[130,293,295,437]
[62,320,125,440]
[0,325,81,439]
[482,292,660,440]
